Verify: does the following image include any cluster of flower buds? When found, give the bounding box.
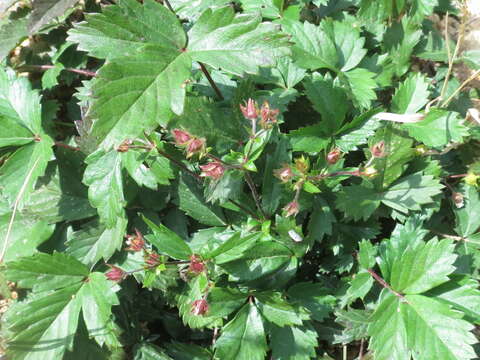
[326,148,342,165]
[188,254,205,274]
[200,160,225,180]
[274,164,294,183]
[145,252,161,267]
[105,265,127,282]
[371,141,386,158]
[283,200,300,217]
[172,129,206,158]
[191,299,209,316]
[125,229,145,252]
[239,98,279,129]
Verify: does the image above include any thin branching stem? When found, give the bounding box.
[244,172,267,219]
[17,64,97,77]
[198,62,224,100]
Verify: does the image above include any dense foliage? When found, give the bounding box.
[1,0,480,359]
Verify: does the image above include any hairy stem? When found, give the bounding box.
[157,149,203,181]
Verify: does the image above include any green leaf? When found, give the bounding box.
[454,185,480,237]
[21,166,96,223]
[188,7,291,76]
[400,294,477,360]
[214,302,267,360]
[281,18,366,72]
[66,219,127,267]
[342,68,377,109]
[303,73,348,134]
[287,282,336,322]
[383,237,457,294]
[77,272,120,347]
[69,2,290,148]
[29,0,79,34]
[288,124,329,153]
[269,322,318,360]
[343,270,374,305]
[337,173,443,220]
[83,149,125,227]
[240,0,283,19]
[358,240,376,269]
[368,293,409,360]
[0,213,54,262]
[371,124,414,188]
[121,151,159,190]
[177,175,226,226]
[306,197,336,243]
[5,252,89,292]
[4,283,84,360]
[219,242,293,282]
[4,269,119,360]
[0,140,54,207]
[256,292,305,327]
[403,109,468,148]
[381,173,444,214]
[335,108,383,152]
[391,73,430,114]
[0,18,27,60]
[143,217,192,260]
[134,343,173,360]
[427,275,480,323]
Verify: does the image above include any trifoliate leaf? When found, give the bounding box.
[269,322,318,360]
[391,73,430,114]
[214,302,268,360]
[303,73,348,134]
[83,149,125,227]
[403,109,468,148]
[143,216,192,260]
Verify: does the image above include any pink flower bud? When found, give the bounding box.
[283,201,300,217]
[186,138,205,158]
[105,266,126,282]
[189,254,205,274]
[172,129,192,145]
[326,148,341,165]
[125,229,145,252]
[239,98,258,120]
[371,141,386,158]
[200,161,225,180]
[145,252,160,267]
[191,299,209,316]
[274,165,294,183]
[260,101,279,128]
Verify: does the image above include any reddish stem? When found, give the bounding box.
[19,65,97,77]
[54,142,80,151]
[198,62,224,100]
[367,268,405,299]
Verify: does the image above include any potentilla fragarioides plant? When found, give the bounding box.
[1,0,480,359]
